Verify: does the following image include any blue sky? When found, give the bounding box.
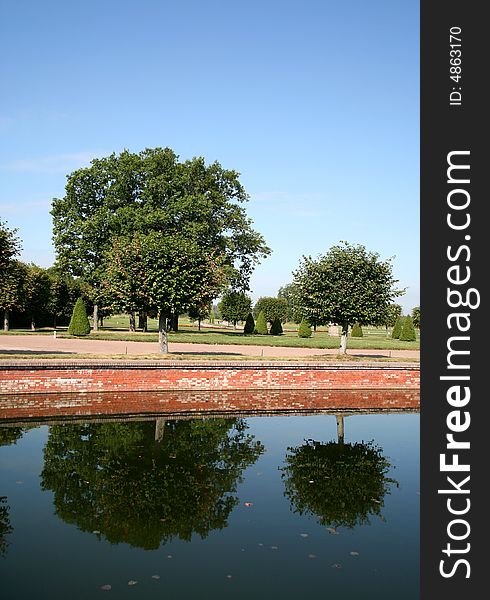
[0,0,419,312]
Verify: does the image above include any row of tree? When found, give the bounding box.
[1,147,418,353]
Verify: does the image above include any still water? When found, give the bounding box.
[0,412,419,599]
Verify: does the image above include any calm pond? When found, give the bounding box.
[0,412,419,599]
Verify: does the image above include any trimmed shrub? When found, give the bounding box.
[270,318,283,335]
[243,312,255,334]
[400,314,416,341]
[67,297,91,336]
[298,318,312,338]
[391,316,403,339]
[351,322,363,337]
[254,310,268,335]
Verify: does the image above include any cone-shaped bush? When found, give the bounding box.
[68,297,91,336]
[400,314,416,341]
[254,310,268,334]
[243,312,255,334]
[391,316,403,339]
[270,318,283,335]
[351,322,363,337]
[298,318,312,338]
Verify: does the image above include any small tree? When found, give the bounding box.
[218,291,252,329]
[391,316,403,339]
[254,310,268,335]
[298,318,312,338]
[400,314,416,341]
[68,297,91,336]
[243,313,255,335]
[253,296,288,324]
[270,318,283,335]
[351,322,363,337]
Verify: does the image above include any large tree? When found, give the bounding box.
[102,232,225,352]
[0,260,28,331]
[0,220,21,272]
[292,242,404,353]
[51,148,270,328]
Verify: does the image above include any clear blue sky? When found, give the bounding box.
[0,0,419,313]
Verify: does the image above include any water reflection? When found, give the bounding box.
[41,418,264,549]
[281,415,398,529]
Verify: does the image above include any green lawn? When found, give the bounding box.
[1,315,420,351]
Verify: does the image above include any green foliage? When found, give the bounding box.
[253,296,288,323]
[217,291,252,326]
[384,303,403,328]
[243,312,255,334]
[278,283,303,323]
[412,306,420,329]
[102,232,225,350]
[297,318,312,338]
[400,314,416,341]
[0,220,21,272]
[24,265,52,329]
[68,297,91,336]
[351,322,363,337]
[293,242,404,351]
[269,317,283,335]
[0,496,12,558]
[51,148,270,296]
[281,438,397,529]
[391,316,403,339]
[254,310,268,334]
[41,419,264,549]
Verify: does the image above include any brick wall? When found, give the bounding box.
[0,361,419,395]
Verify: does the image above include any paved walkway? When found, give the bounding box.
[0,334,420,360]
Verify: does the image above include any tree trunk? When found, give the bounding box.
[138,311,148,332]
[93,304,99,332]
[171,311,179,332]
[4,310,9,331]
[53,315,57,330]
[129,312,136,332]
[158,312,170,354]
[339,320,349,354]
[198,318,201,331]
[99,315,104,327]
[155,418,166,442]
[336,415,345,445]
[313,321,317,332]
[31,317,36,331]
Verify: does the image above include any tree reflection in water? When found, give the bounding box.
[281,417,398,529]
[41,418,264,549]
[0,426,30,557]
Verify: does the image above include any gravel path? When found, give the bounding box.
[0,334,420,360]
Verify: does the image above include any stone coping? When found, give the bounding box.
[0,359,419,371]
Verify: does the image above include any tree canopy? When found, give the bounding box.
[292,242,404,353]
[217,290,252,327]
[51,148,270,299]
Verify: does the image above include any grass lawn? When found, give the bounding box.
[1,315,420,351]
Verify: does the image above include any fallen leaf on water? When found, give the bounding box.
[300,533,308,538]
[151,575,160,580]
[100,584,111,591]
[226,575,233,579]
[308,554,316,559]
[350,551,360,557]
[92,530,100,534]
[326,527,339,535]
[127,580,137,586]
[167,554,173,559]
[331,563,343,570]
[270,545,278,550]
[15,481,24,485]
[244,502,253,507]
[308,480,315,484]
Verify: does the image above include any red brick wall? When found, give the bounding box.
[0,388,419,421]
[0,362,419,395]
